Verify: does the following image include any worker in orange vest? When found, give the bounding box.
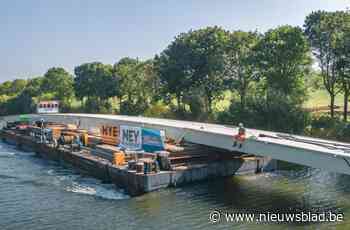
[233,123,246,148]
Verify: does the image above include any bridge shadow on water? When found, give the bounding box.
[195,161,350,228]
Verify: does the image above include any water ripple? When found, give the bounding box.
[1,142,350,229]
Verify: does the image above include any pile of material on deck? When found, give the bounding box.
[91,144,123,162]
[164,143,236,168]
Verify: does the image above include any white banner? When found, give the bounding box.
[37,101,59,114]
[120,125,142,150]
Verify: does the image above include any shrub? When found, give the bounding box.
[144,102,170,118]
[120,100,148,116]
[310,115,339,129]
[218,96,310,134]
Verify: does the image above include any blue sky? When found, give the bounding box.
[1,0,349,82]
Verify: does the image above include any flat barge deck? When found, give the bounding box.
[0,129,276,196]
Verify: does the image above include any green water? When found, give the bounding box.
[0,142,349,230]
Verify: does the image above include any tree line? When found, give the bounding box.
[1,10,350,134]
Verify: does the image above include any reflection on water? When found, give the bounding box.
[0,142,349,230]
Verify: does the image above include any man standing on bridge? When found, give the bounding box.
[233,123,246,149]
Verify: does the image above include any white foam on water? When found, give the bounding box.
[65,178,129,200]
[262,172,279,178]
[0,151,16,156]
[49,174,80,187]
[67,182,96,195]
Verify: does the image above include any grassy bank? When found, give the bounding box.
[304,89,344,109]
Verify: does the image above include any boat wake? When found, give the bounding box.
[65,178,129,200]
[0,152,16,158]
[45,169,129,200]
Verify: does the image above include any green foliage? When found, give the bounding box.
[182,87,207,121]
[218,96,311,134]
[304,10,350,118]
[3,91,36,115]
[74,62,120,100]
[0,77,44,115]
[24,77,44,97]
[310,115,339,129]
[0,94,13,115]
[187,27,230,113]
[224,31,260,108]
[339,124,350,140]
[253,25,310,102]
[83,97,113,114]
[120,100,148,116]
[307,115,350,141]
[74,62,120,112]
[156,26,229,113]
[0,81,13,95]
[41,67,74,111]
[333,12,350,121]
[218,26,311,134]
[305,71,323,91]
[42,67,74,99]
[156,32,199,111]
[0,79,27,96]
[143,102,170,118]
[115,58,159,115]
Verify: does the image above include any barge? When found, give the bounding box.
[0,119,276,196]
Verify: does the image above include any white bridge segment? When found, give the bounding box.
[2,113,350,175]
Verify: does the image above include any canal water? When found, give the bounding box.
[0,142,349,230]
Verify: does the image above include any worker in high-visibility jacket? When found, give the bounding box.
[233,123,246,148]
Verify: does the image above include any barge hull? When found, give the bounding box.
[0,130,276,196]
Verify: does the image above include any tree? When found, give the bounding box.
[114,57,139,106]
[0,79,27,96]
[221,25,311,132]
[142,59,161,103]
[0,81,12,95]
[74,62,120,112]
[24,77,44,98]
[332,11,350,121]
[42,67,74,109]
[114,58,159,115]
[0,77,42,115]
[156,33,195,112]
[253,25,310,103]
[157,26,229,114]
[224,31,260,109]
[5,90,36,115]
[304,11,347,118]
[186,27,229,113]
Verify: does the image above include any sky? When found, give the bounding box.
[1,0,349,82]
